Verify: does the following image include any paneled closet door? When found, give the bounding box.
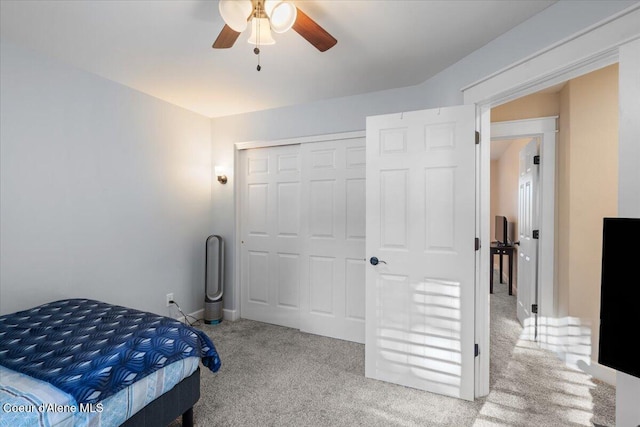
[239,144,303,329]
[239,137,366,343]
[299,137,366,343]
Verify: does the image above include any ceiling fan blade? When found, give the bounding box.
[212,24,241,49]
[292,8,337,52]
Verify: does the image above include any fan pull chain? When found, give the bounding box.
[254,46,261,71]
[254,4,262,71]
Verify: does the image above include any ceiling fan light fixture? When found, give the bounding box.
[248,17,276,45]
[264,1,297,33]
[219,0,252,32]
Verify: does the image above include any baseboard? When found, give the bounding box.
[177,308,204,324]
[581,360,617,386]
[533,315,618,385]
[177,308,238,324]
[223,308,239,321]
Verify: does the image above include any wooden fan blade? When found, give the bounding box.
[292,8,337,52]
[212,24,241,49]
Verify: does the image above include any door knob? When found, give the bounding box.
[369,257,387,266]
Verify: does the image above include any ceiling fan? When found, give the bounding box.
[212,0,337,56]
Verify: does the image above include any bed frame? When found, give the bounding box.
[121,367,200,427]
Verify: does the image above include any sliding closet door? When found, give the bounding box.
[239,145,303,329]
[239,137,366,343]
[300,137,366,343]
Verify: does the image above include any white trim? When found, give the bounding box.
[223,308,239,321]
[490,117,557,326]
[616,37,640,427]
[618,39,640,216]
[491,117,558,139]
[176,307,238,324]
[233,147,242,322]
[234,130,365,151]
[177,308,204,324]
[586,360,617,386]
[463,6,640,399]
[463,4,640,105]
[474,106,491,398]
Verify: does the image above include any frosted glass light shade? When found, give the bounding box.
[264,1,297,33]
[248,18,275,45]
[219,0,252,32]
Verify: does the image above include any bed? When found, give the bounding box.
[0,298,221,427]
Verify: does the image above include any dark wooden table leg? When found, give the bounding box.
[508,249,513,295]
[490,252,494,293]
[499,252,504,284]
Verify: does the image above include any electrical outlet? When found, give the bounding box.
[166,293,174,307]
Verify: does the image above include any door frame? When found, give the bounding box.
[463,4,640,397]
[233,131,365,322]
[491,118,557,339]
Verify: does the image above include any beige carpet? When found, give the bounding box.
[474,281,615,427]
[176,280,615,426]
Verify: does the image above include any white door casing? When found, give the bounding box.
[365,105,477,401]
[491,118,556,349]
[516,138,540,334]
[464,5,638,397]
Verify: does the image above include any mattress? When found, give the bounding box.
[0,357,199,427]
[0,298,221,426]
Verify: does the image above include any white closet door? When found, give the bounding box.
[300,137,366,343]
[239,137,366,342]
[239,144,302,329]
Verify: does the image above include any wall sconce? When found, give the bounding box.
[215,166,228,184]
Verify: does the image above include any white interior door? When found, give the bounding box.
[365,105,477,401]
[299,137,366,343]
[516,138,539,332]
[240,144,302,329]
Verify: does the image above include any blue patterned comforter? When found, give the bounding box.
[0,299,220,404]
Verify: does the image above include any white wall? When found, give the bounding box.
[0,42,212,317]
[211,1,637,312]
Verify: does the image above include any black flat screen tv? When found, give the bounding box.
[495,215,508,245]
[598,217,640,379]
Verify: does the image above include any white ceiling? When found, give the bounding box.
[0,0,556,118]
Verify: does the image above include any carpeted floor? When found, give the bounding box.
[176,279,615,426]
[475,280,616,427]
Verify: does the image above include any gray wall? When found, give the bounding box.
[0,42,212,316]
[211,0,637,312]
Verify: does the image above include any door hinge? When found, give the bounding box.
[474,344,480,357]
[533,230,539,239]
[533,155,540,165]
[531,304,538,314]
[475,238,480,251]
[475,131,480,145]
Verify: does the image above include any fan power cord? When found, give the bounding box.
[168,300,200,327]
